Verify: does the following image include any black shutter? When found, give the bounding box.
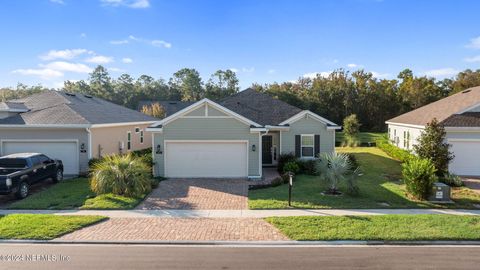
[314,134,320,157]
[295,135,301,157]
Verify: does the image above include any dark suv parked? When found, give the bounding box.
[0,153,63,199]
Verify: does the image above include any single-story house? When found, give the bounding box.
[0,91,157,175]
[386,86,480,176]
[146,88,341,179]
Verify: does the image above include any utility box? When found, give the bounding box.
[428,182,452,203]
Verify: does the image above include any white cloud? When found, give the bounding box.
[465,55,480,63]
[41,61,92,73]
[50,0,65,4]
[268,69,276,74]
[80,33,87,38]
[40,49,91,61]
[303,71,330,79]
[466,36,480,49]
[228,68,239,73]
[151,40,172,48]
[101,0,150,9]
[122,58,133,64]
[423,68,459,78]
[370,71,391,79]
[110,39,129,45]
[108,67,125,72]
[12,68,64,80]
[85,55,114,64]
[228,67,254,73]
[347,63,358,68]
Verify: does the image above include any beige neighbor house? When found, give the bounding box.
[146,88,341,179]
[0,91,157,175]
[386,86,480,176]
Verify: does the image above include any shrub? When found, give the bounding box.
[278,153,297,173]
[402,157,437,200]
[342,114,361,147]
[283,161,300,174]
[376,137,414,162]
[90,154,152,198]
[413,119,454,176]
[441,172,463,187]
[345,153,359,168]
[297,159,317,175]
[315,153,361,195]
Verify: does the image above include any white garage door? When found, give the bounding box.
[449,140,480,176]
[2,141,79,175]
[165,141,248,178]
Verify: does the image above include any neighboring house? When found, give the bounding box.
[146,88,341,179]
[386,86,480,176]
[0,91,157,175]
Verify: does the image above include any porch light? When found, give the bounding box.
[80,143,85,150]
[156,144,162,154]
[252,144,256,152]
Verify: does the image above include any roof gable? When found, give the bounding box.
[387,86,480,126]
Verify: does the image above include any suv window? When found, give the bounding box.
[0,158,27,168]
[31,156,42,166]
[37,155,50,164]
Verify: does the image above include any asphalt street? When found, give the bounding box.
[0,243,479,270]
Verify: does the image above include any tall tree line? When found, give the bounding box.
[1,66,480,131]
[254,69,480,131]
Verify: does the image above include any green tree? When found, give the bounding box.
[205,70,239,100]
[413,118,454,176]
[342,114,361,147]
[89,65,114,100]
[169,68,204,101]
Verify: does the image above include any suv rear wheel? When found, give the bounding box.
[15,182,29,199]
[52,169,63,183]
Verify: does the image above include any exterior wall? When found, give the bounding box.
[280,116,335,156]
[0,128,89,174]
[153,117,260,177]
[90,123,152,158]
[387,123,424,151]
[446,131,480,140]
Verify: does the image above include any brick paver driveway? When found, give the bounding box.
[136,178,249,210]
[58,218,288,241]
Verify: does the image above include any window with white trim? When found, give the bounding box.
[135,127,140,133]
[140,130,144,144]
[301,134,314,158]
[403,131,407,148]
[127,131,131,150]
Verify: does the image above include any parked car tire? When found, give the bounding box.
[52,169,63,183]
[15,182,29,199]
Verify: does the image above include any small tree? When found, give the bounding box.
[315,153,361,195]
[402,157,437,200]
[413,118,454,176]
[342,114,361,147]
[142,103,166,118]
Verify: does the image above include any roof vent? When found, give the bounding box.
[84,94,93,98]
[65,92,76,96]
[462,89,472,94]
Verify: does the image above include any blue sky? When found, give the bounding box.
[1,0,479,89]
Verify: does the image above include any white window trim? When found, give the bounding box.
[127,131,132,150]
[300,134,315,158]
[140,129,144,144]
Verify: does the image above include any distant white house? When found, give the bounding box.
[386,86,480,176]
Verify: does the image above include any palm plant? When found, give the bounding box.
[316,152,361,195]
[90,154,152,198]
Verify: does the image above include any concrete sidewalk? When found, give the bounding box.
[2,208,480,218]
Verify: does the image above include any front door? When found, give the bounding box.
[262,135,273,165]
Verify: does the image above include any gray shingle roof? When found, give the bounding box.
[387,86,480,126]
[441,112,480,127]
[0,101,29,111]
[219,88,303,126]
[0,91,157,125]
[138,100,194,117]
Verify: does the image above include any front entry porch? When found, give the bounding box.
[262,132,280,167]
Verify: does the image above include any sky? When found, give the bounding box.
[0,0,479,89]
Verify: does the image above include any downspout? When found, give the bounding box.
[86,127,92,160]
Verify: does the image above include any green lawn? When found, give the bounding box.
[8,178,146,210]
[266,215,480,241]
[0,214,106,240]
[335,132,385,144]
[249,147,480,209]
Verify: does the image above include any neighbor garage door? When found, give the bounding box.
[449,140,480,176]
[165,141,248,178]
[2,141,79,175]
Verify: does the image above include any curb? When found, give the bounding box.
[2,240,480,246]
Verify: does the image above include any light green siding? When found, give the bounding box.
[184,105,206,116]
[153,117,260,177]
[207,105,228,116]
[281,116,335,155]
